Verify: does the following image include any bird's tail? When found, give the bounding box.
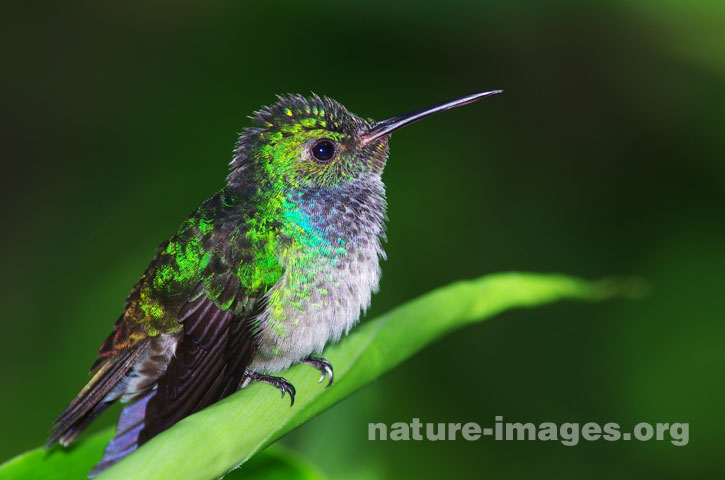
[87,390,155,477]
[47,342,147,447]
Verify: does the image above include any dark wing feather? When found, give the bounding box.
[140,276,257,441]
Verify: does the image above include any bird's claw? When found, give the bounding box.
[303,356,334,387]
[241,371,296,406]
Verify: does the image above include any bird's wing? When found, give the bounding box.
[50,188,285,475]
[48,232,201,449]
[90,271,264,475]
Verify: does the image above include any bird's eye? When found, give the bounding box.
[311,139,335,163]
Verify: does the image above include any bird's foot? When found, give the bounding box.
[241,371,296,406]
[303,356,334,386]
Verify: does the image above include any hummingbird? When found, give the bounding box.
[47,90,502,476]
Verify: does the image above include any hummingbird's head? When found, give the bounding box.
[229,91,502,191]
[230,94,387,191]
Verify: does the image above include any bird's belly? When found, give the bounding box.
[250,245,381,373]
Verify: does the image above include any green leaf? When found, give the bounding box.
[0,272,638,480]
[0,429,111,480]
[0,430,325,480]
[223,443,326,480]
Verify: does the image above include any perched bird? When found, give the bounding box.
[47,90,501,476]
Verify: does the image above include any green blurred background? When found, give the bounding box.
[2,1,724,478]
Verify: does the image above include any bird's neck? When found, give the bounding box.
[280,179,387,250]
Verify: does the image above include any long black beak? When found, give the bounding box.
[360,90,503,145]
